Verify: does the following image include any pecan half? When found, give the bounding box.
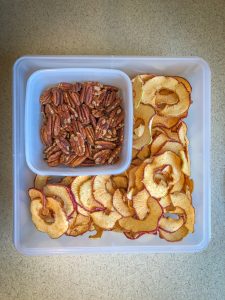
[95,117,109,139]
[94,149,112,164]
[108,146,121,164]
[95,140,116,150]
[55,137,70,155]
[85,125,95,145]
[70,133,85,156]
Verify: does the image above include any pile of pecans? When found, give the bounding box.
[40,82,124,167]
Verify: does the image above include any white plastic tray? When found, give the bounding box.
[13,56,211,255]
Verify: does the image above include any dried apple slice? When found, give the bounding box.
[28,188,46,204]
[170,192,195,233]
[112,176,128,189]
[156,141,183,156]
[127,166,138,197]
[159,225,188,242]
[112,189,133,217]
[155,92,178,106]
[91,211,121,230]
[143,151,182,198]
[132,148,139,159]
[142,76,190,117]
[185,176,194,193]
[133,104,155,150]
[134,124,145,139]
[174,76,192,93]
[132,75,144,109]
[67,213,90,237]
[170,172,185,193]
[79,179,103,212]
[132,189,150,220]
[43,184,75,216]
[137,145,150,160]
[152,114,180,129]
[179,150,190,176]
[71,176,90,206]
[59,176,74,186]
[93,176,113,210]
[135,159,151,191]
[159,195,171,208]
[30,197,68,239]
[89,224,104,239]
[119,197,162,232]
[34,175,49,190]
[77,205,90,217]
[158,216,184,233]
[150,133,169,156]
[178,122,189,146]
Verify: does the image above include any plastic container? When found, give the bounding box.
[13,56,211,255]
[25,68,133,176]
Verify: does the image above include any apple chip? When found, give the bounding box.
[179,150,190,176]
[159,225,188,242]
[93,176,113,210]
[143,151,182,198]
[134,124,145,139]
[79,179,103,212]
[135,159,151,191]
[119,197,162,232]
[67,213,90,237]
[174,76,192,93]
[159,216,184,233]
[159,195,171,208]
[150,133,169,156]
[170,172,185,193]
[71,176,90,207]
[156,141,183,156]
[34,175,49,190]
[132,75,144,109]
[112,176,128,189]
[142,76,190,117]
[89,224,104,239]
[30,197,68,239]
[132,189,150,220]
[133,104,155,150]
[43,184,75,216]
[28,188,46,204]
[91,211,121,230]
[137,145,151,160]
[178,122,189,146]
[112,189,133,217]
[170,192,195,233]
[152,114,180,129]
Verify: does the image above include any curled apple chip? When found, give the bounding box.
[79,179,103,212]
[137,145,150,160]
[112,176,128,189]
[158,216,184,233]
[89,224,104,239]
[91,211,121,230]
[142,76,190,117]
[174,76,192,93]
[185,176,194,193]
[119,197,162,232]
[28,188,46,204]
[170,172,185,193]
[93,176,113,210]
[135,159,151,191]
[43,184,75,216]
[67,212,90,237]
[132,75,144,109]
[34,175,49,190]
[71,176,90,207]
[30,197,68,239]
[159,225,188,242]
[150,133,169,156]
[143,151,182,198]
[152,114,180,129]
[179,150,190,176]
[170,192,195,233]
[178,122,189,146]
[59,176,74,186]
[156,141,183,156]
[133,104,155,150]
[132,189,150,220]
[112,189,133,217]
[159,195,171,208]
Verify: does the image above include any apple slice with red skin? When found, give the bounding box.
[92,176,113,210]
[119,197,163,233]
[34,175,49,190]
[79,178,104,212]
[43,184,76,217]
[66,212,91,237]
[30,197,68,239]
[143,151,182,198]
[28,188,46,204]
[112,189,133,217]
[132,189,150,220]
[91,211,121,230]
[159,225,188,242]
[158,216,184,233]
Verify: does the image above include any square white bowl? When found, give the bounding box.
[25,68,133,176]
[14,56,211,255]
